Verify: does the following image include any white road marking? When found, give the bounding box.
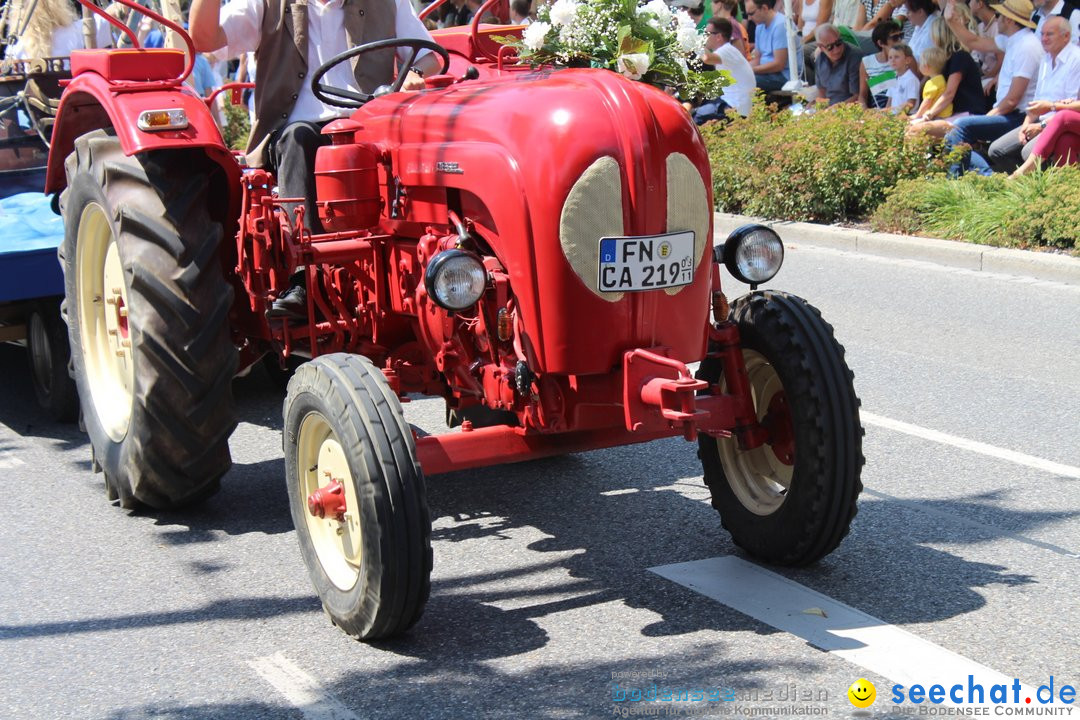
[600,488,640,496]
[862,411,1080,480]
[651,556,1068,708]
[0,450,25,468]
[248,653,360,720]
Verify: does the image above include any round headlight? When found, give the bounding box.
[425,249,487,311]
[721,225,784,285]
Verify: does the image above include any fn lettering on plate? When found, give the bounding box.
[597,231,695,292]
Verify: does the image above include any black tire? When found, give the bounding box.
[284,353,431,640]
[26,298,78,422]
[59,130,237,509]
[697,291,863,566]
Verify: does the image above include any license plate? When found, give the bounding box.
[597,231,696,292]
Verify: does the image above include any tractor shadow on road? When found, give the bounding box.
[144,456,294,543]
[142,365,295,542]
[402,436,1069,661]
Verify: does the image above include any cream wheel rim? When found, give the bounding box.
[297,412,363,591]
[715,350,794,516]
[76,202,134,442]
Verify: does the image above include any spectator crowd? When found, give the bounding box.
[4,0,1078,175]
[682,0,1080,175]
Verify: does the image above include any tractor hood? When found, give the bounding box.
[357,69,714,375]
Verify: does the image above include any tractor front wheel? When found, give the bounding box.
[697,291,863,566]
[284,354,431,640]
[60,130,237,509]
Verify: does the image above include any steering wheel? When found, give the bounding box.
[311,38,451,109]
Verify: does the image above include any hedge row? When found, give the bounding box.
[700,99,951,224]
[870,166,1080,252]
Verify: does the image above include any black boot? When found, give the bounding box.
[268,277,307,319]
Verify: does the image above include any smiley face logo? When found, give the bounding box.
[847,679,876,708]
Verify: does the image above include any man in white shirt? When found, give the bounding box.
[1030,0,1080,45]
[942,0,1043,173]
[693,16,756,121]
[986,16,1080,170]
[190,0,442,314]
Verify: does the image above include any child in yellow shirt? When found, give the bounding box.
[913,47,953,120]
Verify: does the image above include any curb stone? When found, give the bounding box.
[712,212,1080,286]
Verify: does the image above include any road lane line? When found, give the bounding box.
[0,450,24,468]
[862,412,1080,480]
[650,556,1061,707]
[248,653,360,720]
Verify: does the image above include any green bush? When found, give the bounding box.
[701,98,952,223]
[870,165,1080,251]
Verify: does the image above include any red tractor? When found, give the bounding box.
[46,0,863,640]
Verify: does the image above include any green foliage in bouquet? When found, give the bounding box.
[495,0,729,99]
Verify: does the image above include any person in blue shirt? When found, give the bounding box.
[745,0,803,91]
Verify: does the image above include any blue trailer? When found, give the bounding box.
[0,70,78,421]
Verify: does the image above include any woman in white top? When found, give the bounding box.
[797,0,833,39]
[831,0,863,27]
[4,0,113,60]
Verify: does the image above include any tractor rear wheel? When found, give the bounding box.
[60,130,237,509]
[27,299,78,422]
[697,291,863,566]
[284,353,431,640]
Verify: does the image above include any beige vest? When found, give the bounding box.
[247,0,397,167]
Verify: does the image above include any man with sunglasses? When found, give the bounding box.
[693,16,757,121]
[860,21,904,108]
[942,0,1046,173]
[815,23,861,105]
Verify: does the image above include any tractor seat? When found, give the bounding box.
[70,48,185,83]
[430,25,523,64]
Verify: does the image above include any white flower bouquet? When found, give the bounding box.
[498,0,729,100]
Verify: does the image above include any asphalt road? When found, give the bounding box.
[1,240,1077,720]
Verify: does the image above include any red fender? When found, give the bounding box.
[44,69,242,198]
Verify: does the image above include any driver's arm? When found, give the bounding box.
[191,0,263,56]
[413,52,443,78]
[189,0,228,51]
[394,0,444,85]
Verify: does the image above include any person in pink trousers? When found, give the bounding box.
[1012,101,1080,176]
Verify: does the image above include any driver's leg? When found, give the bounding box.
[269,120,332,234]
[267,120,331,318]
